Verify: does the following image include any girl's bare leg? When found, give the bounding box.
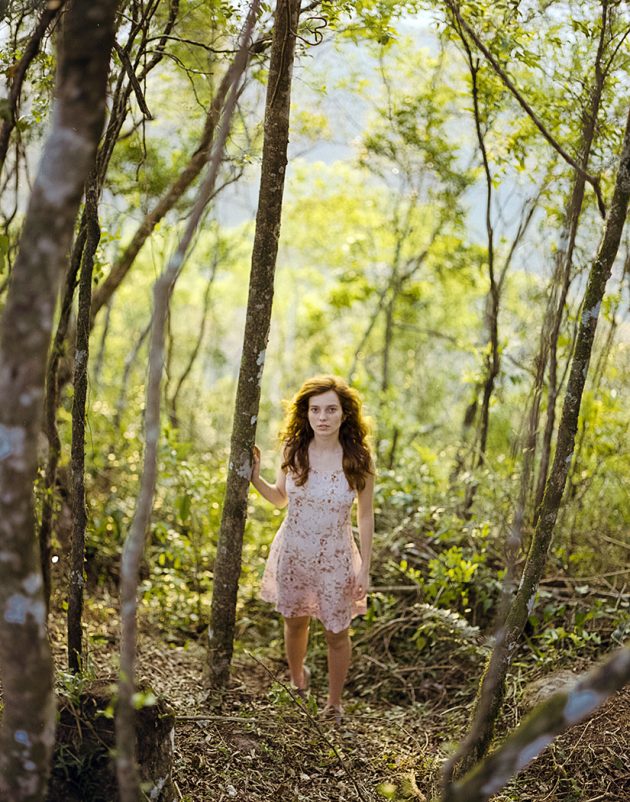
[324,627,351,708]
[284,615,310,688]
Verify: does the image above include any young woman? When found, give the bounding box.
[251,375,375,724]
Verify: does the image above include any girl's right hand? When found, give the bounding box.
[251,445,261,482]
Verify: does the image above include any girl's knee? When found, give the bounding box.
[324,627,350,648]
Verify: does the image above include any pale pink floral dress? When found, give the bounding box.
[260,468,367,633]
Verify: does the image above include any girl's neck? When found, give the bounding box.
[310,435,341,454]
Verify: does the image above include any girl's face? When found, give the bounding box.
[307,390,344,437]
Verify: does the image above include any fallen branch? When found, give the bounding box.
[442,646,630,802]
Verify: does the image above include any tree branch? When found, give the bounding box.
[443,647,630,802]
[443,0,607,217]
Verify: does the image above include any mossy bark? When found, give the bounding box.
[207,0,302,688]
[0,2,118,799]
[67,180,100,674]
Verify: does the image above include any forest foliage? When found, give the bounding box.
[0,0,629,800]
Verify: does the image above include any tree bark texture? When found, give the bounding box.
[38,225,87,612]
[67,179,100,673]
[442,647,630,802]
[447,103,630,776]
[532,4,608,518]
[0,2,118,800]
[207,0,302,688]
[115,8,260,799]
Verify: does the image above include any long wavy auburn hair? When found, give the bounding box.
[280,375,373,491]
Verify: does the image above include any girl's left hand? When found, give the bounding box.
[354,565,370,600]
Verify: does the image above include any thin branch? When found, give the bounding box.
[0,1,65,171]
[112,40,153,119]
[143,33,241,54]
[443,0,607,217]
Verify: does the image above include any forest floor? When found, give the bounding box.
[46,590,630,802]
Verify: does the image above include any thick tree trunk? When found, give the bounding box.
[207,0,302,688]
[0,3,118,800]
[442,647,630,802]
[114,9,259,798]
[67,180,100,673]
[445,104,630,778]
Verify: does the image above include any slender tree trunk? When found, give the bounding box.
[67,178,100,673]
[445,103,630,778]
[38,224,87,612]
[37,0,179,608]
[168,257,218,428]
[207,0,302,689]
[459,46,499,516]
[471,0,610,633]
[443,647,630,802]
[531,6,608,519]
[114,10,259,797]
[0,3,117,800]
[113,318,152,431]
[93,297,113,387]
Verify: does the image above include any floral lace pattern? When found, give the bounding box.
[260,468,367,633]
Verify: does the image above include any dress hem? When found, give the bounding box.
[261,592,367,634]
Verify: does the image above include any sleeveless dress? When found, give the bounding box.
[260,468,367,633]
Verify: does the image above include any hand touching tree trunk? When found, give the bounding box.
[207,0,302,688]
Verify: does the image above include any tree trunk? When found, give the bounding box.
[442,647,630,802]
[114,9,259,798]
[460,49,498,517]
[207,0,302,689]
[0,2,118,799]
[531,7,608,519]
[445,103,630,777]
[38,0,179,610]
[38,223,88,613]
[67,179,100,673]
[113,319,152,432]
[168,255,219,429]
